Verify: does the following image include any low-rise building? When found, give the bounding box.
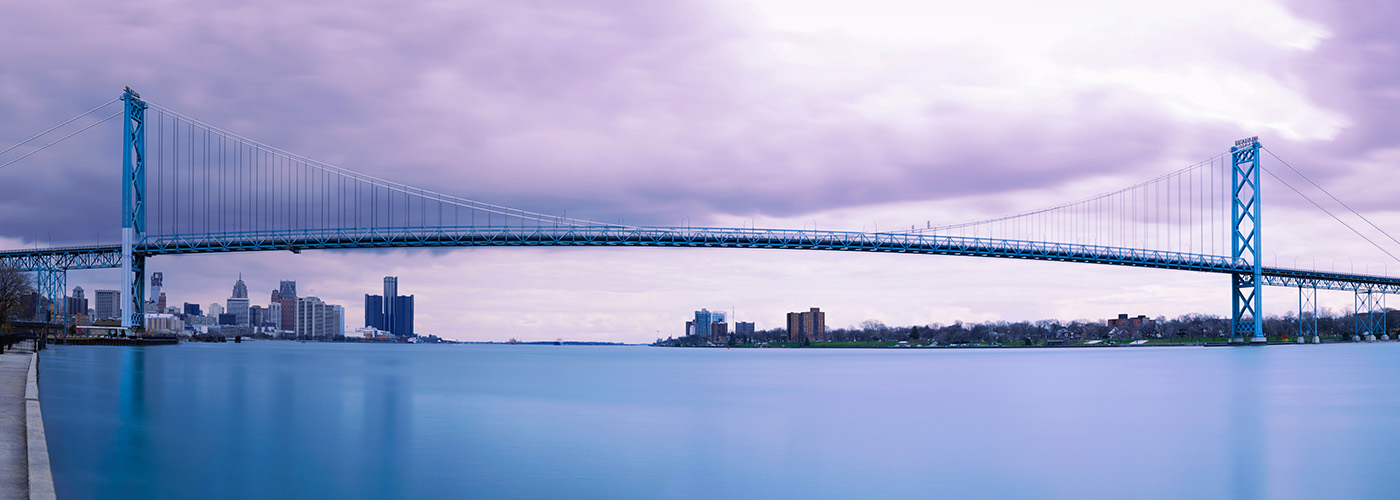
[144,313,184,334]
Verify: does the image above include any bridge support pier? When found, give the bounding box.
[35,268,66,344]
[1230,138,1265,343]
[1299,284,1317,343]
[1355,288,1384,342]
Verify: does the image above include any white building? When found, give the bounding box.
[295,296,343,339]
[267,302,282,330]
[143,313,184,334]
[332,305,345,338]
[208,302,224,318]
[354,326,393,338]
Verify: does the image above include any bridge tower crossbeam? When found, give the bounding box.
[1230,138,1265,343]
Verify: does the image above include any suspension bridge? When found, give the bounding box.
[2,88,1398,343]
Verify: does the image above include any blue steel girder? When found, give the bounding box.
[0,246,123,271]
[1231,138,1264,342]
[134,226,1400,288]
[34,268,65,325]
[1355,289,1386,338]
[5,226,1399,289]
[122,89,147,331]
[138,226,1252,273]
[1299,284,1318,339]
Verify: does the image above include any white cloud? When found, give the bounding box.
[727,0,1343,140]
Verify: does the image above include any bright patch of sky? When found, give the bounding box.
[729,0,1345,140]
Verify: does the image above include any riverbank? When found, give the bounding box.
[684,337,1361,348]
[0,341,55,500]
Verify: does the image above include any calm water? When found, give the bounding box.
[38,342,1400,499]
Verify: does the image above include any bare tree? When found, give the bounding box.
[0,263,34,327]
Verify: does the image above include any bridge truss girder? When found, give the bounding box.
[0,246,123,271]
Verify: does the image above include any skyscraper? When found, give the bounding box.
[365,276,414,337]
[365,294,383,330]
[95,290,120,320]
[392,294,413,337]
[383,276,397,326]
[232,274,248,299]
[222,275,250,325]
[150,272,164,308]
[67,286,88,321]
[274,282,297,332]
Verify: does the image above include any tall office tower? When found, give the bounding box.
[786,307,827,342]
[156,292,167,313]
[95,290,120,320]
[365,294,383,329]
[249,305,265,327]
[67,287,89,320]
[332,305,346,338]
[367,277,415,337]
[232,274,248,299]
[392,294,413,337]
[226,297,250,326]
[383,276,397,330]
[150,272,164,306]
[274,283,297,332]
[208,302,224,318]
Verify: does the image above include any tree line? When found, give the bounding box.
[658,309,1400,346]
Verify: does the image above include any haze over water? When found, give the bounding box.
[38,342,1400,499]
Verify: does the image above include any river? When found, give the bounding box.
[37,342,1400,499]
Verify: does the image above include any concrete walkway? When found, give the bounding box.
[0,343,33,500]
[0,341,54,500]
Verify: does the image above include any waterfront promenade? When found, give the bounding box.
[0,341,54,500]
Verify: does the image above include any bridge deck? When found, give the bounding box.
[1,227,1397,292]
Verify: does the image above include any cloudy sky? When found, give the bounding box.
[3,0,1400,342]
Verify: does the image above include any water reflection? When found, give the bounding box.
[38,343,1400,500]
[1228,348,1264,500]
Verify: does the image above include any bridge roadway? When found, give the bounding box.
[1,226,1397,292]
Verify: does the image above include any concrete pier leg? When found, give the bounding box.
[1311,336,1321,344]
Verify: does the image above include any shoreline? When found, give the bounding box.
[665,339,1370,349]
[26,351,55,500]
